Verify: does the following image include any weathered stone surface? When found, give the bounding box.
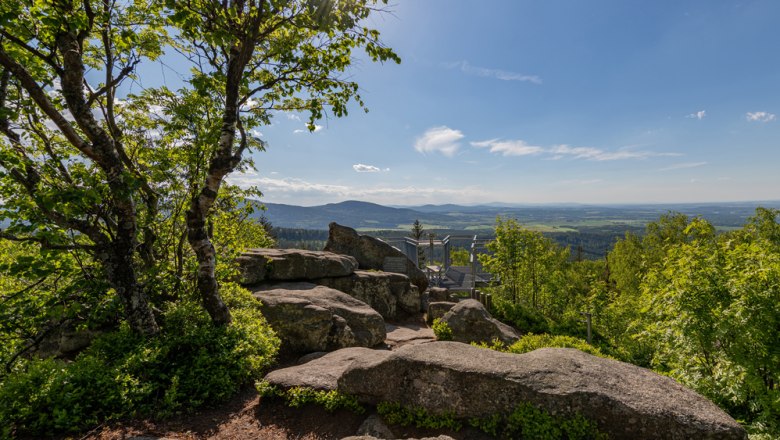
[355,414,395,439]
[265,347,391,391]
[316,270,420,320]
[339,342,746,440]
[252,283,385,353]
[324,223,428,292]
[441,299,520,345]
[34,320,102,360]
[238,248,358,285]
[385,323,435,349]
[427,287,450,302]
[426,301,457,324]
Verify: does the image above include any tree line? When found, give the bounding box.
[479,209,780,437]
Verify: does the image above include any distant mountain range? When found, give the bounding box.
[253,200,780,231]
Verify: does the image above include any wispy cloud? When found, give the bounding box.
[414,126,464,157]
[659,161,707,171]
[353,163,388,173]
[447,61,542,84]
[293,124,324,134]
[558,179,604,185]
[472,139,680,161]
[746,111,776,122]
[226,173,489,205]
[686,110,706,120]
[471,139,544,156]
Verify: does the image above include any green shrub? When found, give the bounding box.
[502,403,607,440]
[0,283,279,437]
[490,298,551,334]
[431,318,453,341]
[256,381,364,414]
[377,402,462,431]
[375,400,606,439]
[0,356,139,438]
[506,333,609,358]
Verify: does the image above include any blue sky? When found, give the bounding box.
[225,1,780,206]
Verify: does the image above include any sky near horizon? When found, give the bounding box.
[227,1,780,206]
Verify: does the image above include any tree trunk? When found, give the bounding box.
[186,208,232,325]
[185,39,257,326]
[103,243,159,336]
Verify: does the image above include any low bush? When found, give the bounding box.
[431,318,453,341]
[505,333,609,358]
[375,400,607,439]
[490,298,550,334]
[256,381,364,413]
[0,283,279,437]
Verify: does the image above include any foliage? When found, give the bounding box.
[410,219,426,267]
[473,332,608,360]
[489,296,551,334]
[505,333,608,359]
[480,217,571,318]
[431,318,453,341]
[0,283,279,436]
[256,381,364,414]
[377,402,462,431]
[449,246,470,266]
[0,0,398,334]
[376,400,606,439]
[637,212,780,433]
[501,403,607,440]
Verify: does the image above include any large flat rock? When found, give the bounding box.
[338,342,746,440]
[253,282,385,353]
[238,248,358,285]
[265,347,390,391]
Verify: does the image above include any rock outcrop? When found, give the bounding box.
[324,223,428,292]
[338,343,747,440]
[252,283,385,353]
[238,248,358,285]
[264,342,746,439]
[426,301,456,324]
[265,347,390,390]
[440,299,520,345]
[316,270,420,320]
[427,287,450,302]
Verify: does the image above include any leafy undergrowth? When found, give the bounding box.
[0,284,279,438]
[474,332,610,359]
[256,381,365,414]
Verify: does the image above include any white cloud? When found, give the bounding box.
[659,161,708,171]
[414,126,464,157]
[746,111,776,122]
[471,139,679,161]
[353,163,382,173]
[471,139,544,156]
[448,61,542,84]
[226,173,489,205]
[293,124,324,134]
[285,112,301,121]
[686,110,706,120]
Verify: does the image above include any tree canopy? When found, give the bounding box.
[0,0,399,340]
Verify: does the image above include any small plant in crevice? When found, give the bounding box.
[256,381,365,414]
[431,318,453,341]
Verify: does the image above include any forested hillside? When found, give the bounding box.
[475,208,780,438]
